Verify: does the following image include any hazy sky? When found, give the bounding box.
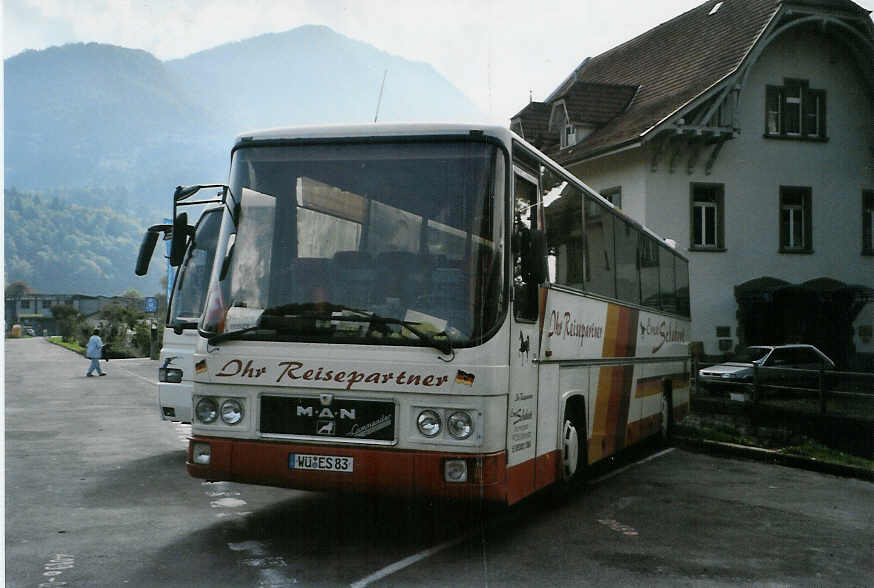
[4,0,873,123]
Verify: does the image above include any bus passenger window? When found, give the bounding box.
[542,166,584,290]
[615,220,640,305]
[584,197,616,299]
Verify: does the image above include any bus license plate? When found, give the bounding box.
[289,453,354,473]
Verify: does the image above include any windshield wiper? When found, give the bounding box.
[262,304,454,357]
[207,325,276,346]
[367,315,454,357]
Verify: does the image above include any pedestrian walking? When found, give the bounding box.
[85,329,106,377]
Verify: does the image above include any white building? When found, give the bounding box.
[512,0,874,369]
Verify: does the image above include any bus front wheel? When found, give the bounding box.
[561,406,587,486]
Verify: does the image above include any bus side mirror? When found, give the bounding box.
[169,212,192,267]
[135,224,172,276]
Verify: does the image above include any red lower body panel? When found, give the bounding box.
[188,436,510,503]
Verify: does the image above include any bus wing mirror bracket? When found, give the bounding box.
[135,223,172,276]
[169,212,194,267]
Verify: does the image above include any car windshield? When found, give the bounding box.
[168,208,222,327]
[733,347,771,363]
[201,139,506,349]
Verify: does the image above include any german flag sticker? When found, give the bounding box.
[455,370,475,386]
[195,359,207,374]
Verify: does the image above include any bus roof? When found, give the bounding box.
[235,122,515,145]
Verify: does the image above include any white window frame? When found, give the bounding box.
[692,200,719,248]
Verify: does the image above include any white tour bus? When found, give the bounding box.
[182,123,691,505]
[136,189,224,422]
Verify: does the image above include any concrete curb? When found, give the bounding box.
[675,435,874,483]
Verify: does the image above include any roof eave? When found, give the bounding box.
[639,2,783,139]
[556,137,644,167]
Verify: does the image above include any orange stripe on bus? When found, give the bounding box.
[590,304,639,462]
[635,373,690,398]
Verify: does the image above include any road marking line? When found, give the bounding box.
[113,364,157,386]
[349,534,471,588]
[589,447,675,485]
[210,497,248,508]
[349,447,675,587]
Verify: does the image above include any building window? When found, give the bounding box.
[864,191,874,255]
[600,186,621,209]
[690,183,725,250]
[780,186,812,253]
[564,125,576,148]
[765,79,826,140]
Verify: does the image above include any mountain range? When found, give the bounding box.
[4,25,484,296]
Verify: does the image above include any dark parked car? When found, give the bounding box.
[698,344,835,397]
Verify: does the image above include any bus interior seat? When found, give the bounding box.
[375,250,428,307]
[333,250,374,308]
[289,257,334,304]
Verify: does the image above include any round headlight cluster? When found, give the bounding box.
[221,399,244,425]
[417,410,441,437]
[416,409,474,440]
[447,411,473,440]
[195,397,218,424]
[195,397,244,425]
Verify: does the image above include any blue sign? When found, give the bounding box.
[145,297,159,313]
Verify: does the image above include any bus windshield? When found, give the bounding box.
[203,139,506,348]
[168,208,222,329]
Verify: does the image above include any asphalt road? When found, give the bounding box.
[6,337,874,586]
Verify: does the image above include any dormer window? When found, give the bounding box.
[765,79,826,140]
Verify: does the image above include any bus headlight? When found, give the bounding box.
[195,397,218,424]
[447,411,473,440]
[416,410,441,437]
[220,399,244,425]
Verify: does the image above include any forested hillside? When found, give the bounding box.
[4,189,163,296]
[3,26,483,295]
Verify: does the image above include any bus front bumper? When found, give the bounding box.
[187,436,509,503]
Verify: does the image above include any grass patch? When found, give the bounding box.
[675,424,760,447]
[779,439,874,470]
[48,336,85,354]
[677,423,874,471]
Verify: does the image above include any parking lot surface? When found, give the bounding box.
[6,337,874,586]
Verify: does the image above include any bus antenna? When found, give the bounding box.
[374,69,388,122]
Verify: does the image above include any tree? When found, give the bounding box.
[50,304,83,342]
[99,301,146,357]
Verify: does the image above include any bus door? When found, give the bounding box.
[507,167,542,502]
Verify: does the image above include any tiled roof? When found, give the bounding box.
[539,0,871,164]
[555,82,639,126]
[510,101,553,145]
[550,0,781,162]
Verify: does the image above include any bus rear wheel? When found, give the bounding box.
[660,388,673,444]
